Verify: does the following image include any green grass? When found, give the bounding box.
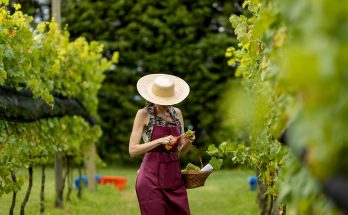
[0,167,259,215]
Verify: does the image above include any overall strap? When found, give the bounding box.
[169,107,182,135]
[144,104,155,142]
[153,105,157,121]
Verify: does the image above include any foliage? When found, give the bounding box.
[209,4,289,213]
[61,0,242,164]
[0,2,117,198]
[213,0,348,214]
[277,0,348,213]
[0,117,101,197]
[8,0,51,26]
[0,2,118,115]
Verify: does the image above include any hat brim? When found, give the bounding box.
[137,74,190,105]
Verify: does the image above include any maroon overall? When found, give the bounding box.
[135,109,190,215]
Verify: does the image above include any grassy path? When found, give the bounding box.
[0,167,259,215]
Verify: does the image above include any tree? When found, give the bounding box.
[10,0,51,25]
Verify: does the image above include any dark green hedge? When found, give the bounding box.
[59,0,242,165]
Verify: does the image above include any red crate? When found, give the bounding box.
[99,176,128,190]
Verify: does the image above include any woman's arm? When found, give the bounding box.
[175,108,194,154]
[129,108,174,157]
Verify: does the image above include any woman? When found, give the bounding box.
[129,74,194,215]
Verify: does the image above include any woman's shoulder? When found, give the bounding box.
[135,108,150,119]
[137,107,149,116]
[135,108,150,125]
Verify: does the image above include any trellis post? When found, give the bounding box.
[52,0,63,209]
[86,143,97,191]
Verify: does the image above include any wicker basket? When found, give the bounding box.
[181,169,212,189]
[180,146,213,189]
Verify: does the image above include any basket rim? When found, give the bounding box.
[181,170,213,175]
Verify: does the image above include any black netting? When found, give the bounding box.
[0,87,95,125]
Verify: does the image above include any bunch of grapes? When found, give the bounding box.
[181,163,200,172]
[184,129,195,139]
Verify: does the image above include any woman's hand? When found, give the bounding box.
[158,135,175,145]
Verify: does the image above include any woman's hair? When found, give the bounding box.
[145,101,153,107]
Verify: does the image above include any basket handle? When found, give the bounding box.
[192,145,204,169]
[179,143,203,169]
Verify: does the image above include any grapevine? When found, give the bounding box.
[0,2,118,213]
[208,0,348,214]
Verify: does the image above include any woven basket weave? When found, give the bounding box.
[180,146,213,189]
[181,169,212,189]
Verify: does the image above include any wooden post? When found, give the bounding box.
[54,153,63,208]
[52,0,63,209]
[86,143,96,191]
[52,0,61,28]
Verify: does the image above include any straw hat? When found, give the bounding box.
[137,74,190,105]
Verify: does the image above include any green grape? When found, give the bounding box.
[182,163,200,172]
[184,130,195,139]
